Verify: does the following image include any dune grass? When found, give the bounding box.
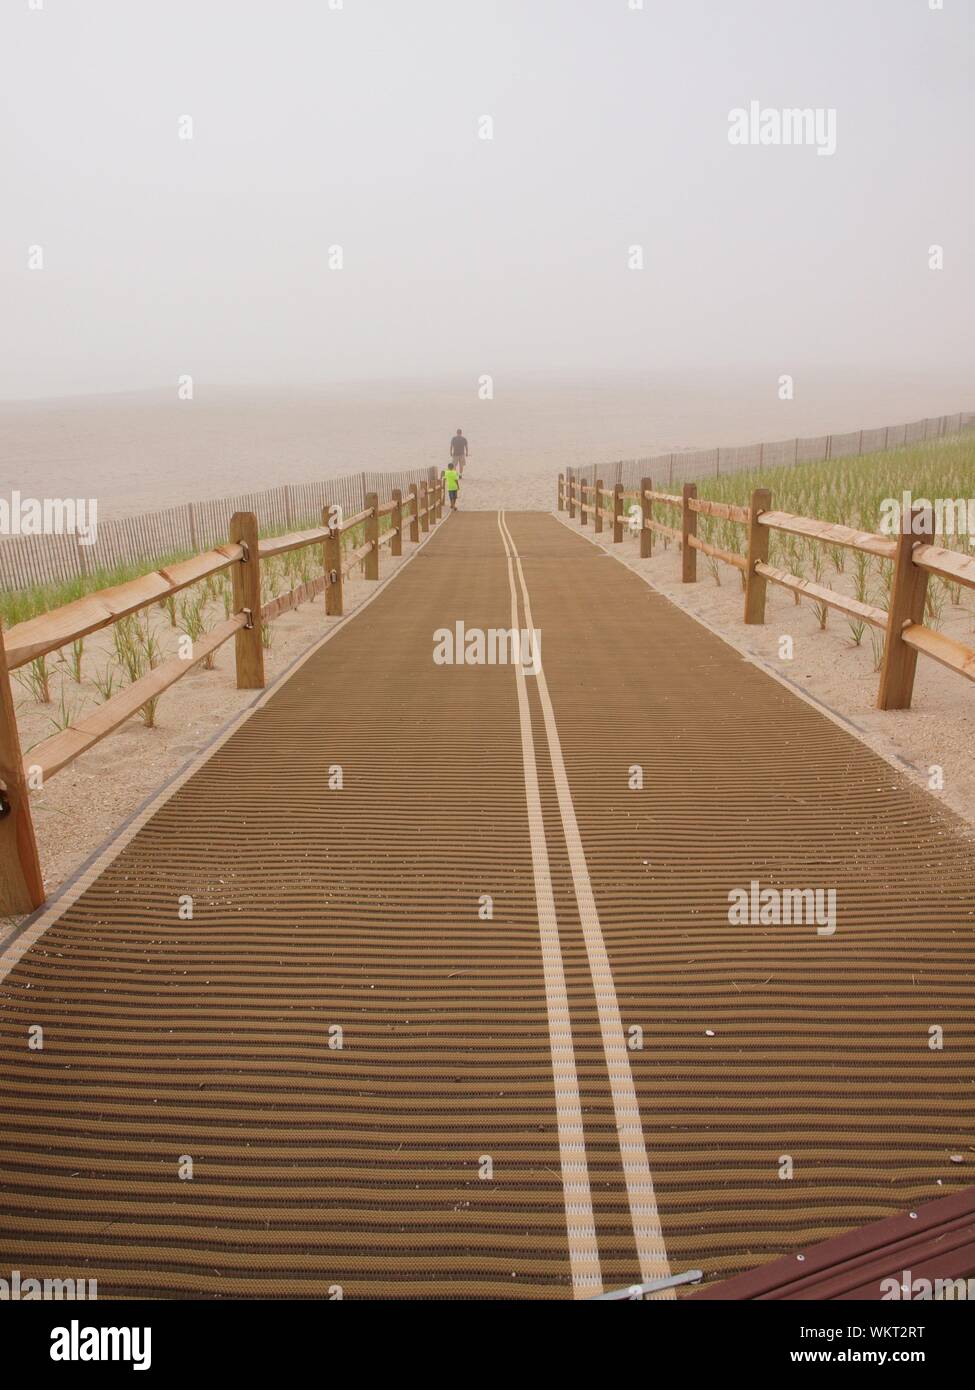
[694,435,975,538]
[648,436,975,626]
[0,506,387,630]
[2,495,404,755]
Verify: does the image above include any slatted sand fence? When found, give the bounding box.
[0,466,441,596]
[563,409,975,497]
[0,510,972,1298]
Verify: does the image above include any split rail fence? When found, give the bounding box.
[558,472,975,717]
[0,478,446,914]
[0,465,440,595]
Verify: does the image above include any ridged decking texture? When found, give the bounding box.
[0,511,972,1298]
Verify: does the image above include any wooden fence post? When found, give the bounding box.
[364,492,380,580]
[568,469,576,520]
[594,479,603,534]
[613,483,624,543]
[323,504,344,616]
[0,624,45,913]
[640,476,652,558]
[420,481,430,533]
[408,484,420,543]
[580,481,589,527]
[681,483,697,583]
[877,502,933,710]
[284,484,294,529]
[187,501,199,552]
[391,488,403,557]
[229,511,265,689]
[743,487,772,624]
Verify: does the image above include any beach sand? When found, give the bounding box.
[4,368,972,519]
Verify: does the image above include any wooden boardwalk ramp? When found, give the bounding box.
[0,511,972,1299]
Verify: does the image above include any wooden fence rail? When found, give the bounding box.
[558,472,975,716]
[0,478,446,914]
[0,464,442,596]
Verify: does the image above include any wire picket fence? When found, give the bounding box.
[0,465,437,594]
[567,411,975,496]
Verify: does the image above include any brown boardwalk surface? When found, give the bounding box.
[0,511,973,1298]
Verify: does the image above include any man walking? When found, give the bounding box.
[449,428,469,476]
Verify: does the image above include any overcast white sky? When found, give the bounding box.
[1,0,972,398]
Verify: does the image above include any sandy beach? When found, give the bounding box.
[4,368,973,519]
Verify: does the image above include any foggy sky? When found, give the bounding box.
[1,0,972,399]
